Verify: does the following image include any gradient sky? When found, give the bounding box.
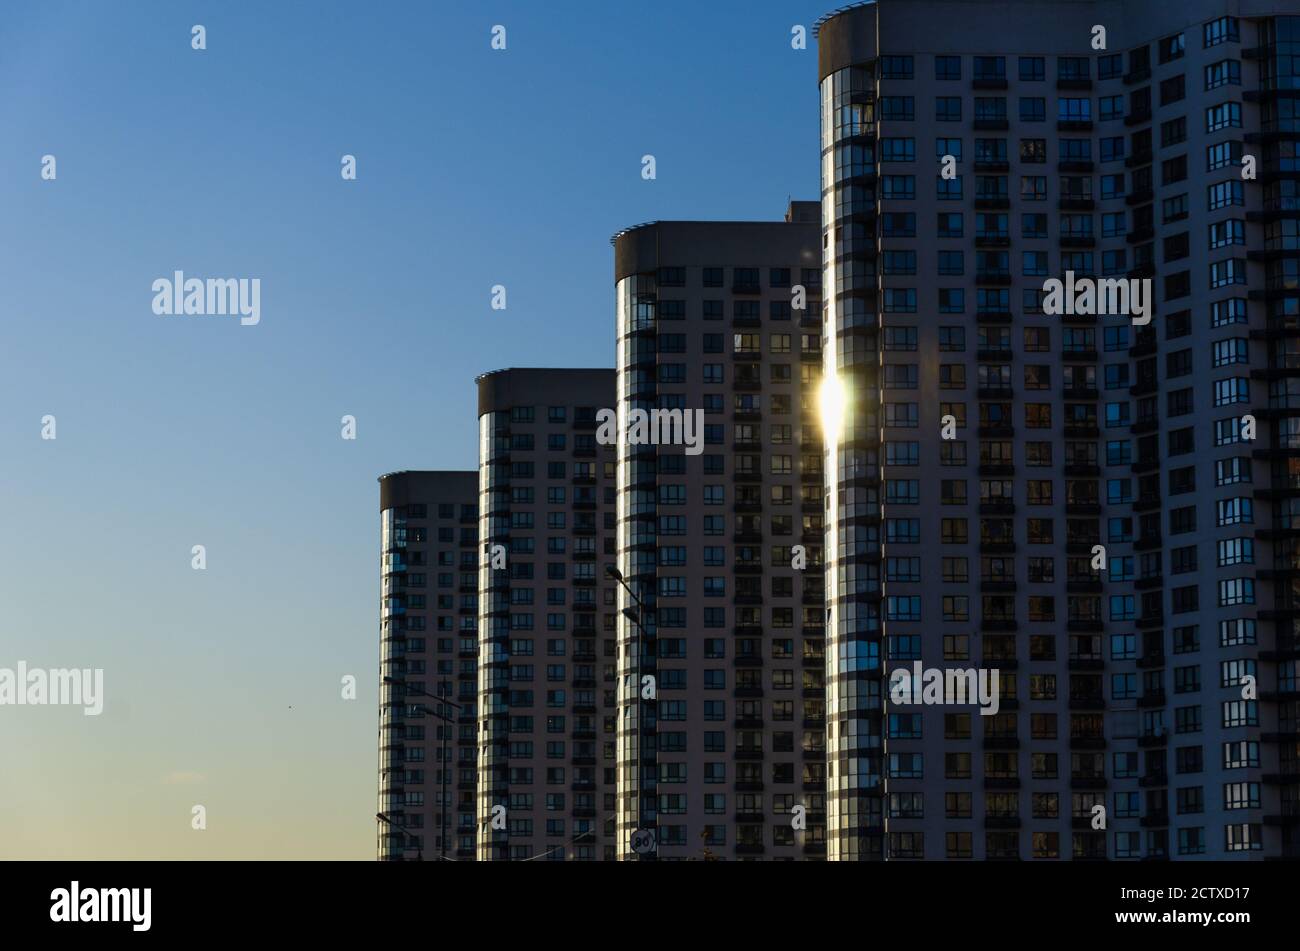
[0,0,825,859]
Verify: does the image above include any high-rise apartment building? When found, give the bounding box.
[611,205,828,859]
[377,470,480,861]
[817,0,1298,859]
[475,368,620,860]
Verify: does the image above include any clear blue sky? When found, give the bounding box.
[0,0,826,858]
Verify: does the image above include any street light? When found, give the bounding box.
[383,676,463,861]
[376,811,422,861]
[605,564,653,860]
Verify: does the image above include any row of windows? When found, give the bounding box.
[876,311,1246,359]
[651,299,814,321]
[654,267,821,290]
[873,89,1241,125]
[882,826,1261,860]
[504,406,601,424]
[886,785,1260,820]
[877,436,1254,473]
[869,203,1244,262]
[872,187,1243,239]
[885,621,1256,662]
[880,351,1250,390]
[871,21,1239,82]
[872,115,1239,169]
[881,398,1249,430]
[874,172,1244,206]
[882,539,1252,576]
[880,583,1259,621]
[885,742,1265,780]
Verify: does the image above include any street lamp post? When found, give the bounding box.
[606,565,653,861]
[376,811,422,861]
[383,676,463,861]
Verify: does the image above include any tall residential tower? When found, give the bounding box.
[817,0,1298,860]
[377,470,480,861]
[612,204,827,859]
[475,368,620,860]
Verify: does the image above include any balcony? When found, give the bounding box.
[983,777,1021,790]
[1137,651,1165,669]
[1069,694,1105,710]
[1069,776,1107,790]
[1055,348,1097,363]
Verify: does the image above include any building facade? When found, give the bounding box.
[817,0,1299,859]
[475,368,620,860]
[377,0,1300,862]
[612,205,828,859]
[377,470,480,861]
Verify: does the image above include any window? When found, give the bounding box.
[935,97,962,121]
[879,55,914,79]
[881,137,916,162]
[1209,259,1247,289]
[935,55,961,80]
[879,96,915,121]
[1020,97,1046,122]
[1206,101,1242,132]
[1211,298,1247,327]
[1019,56,1045,81]
[1208,180,1243,210]
[1058,99,1091,123]
[936,137,962,162]
[1058,57,1090,81]
[1020,138,1046,163]
[1207,141,1242,173]
[974,56,1006,81]
[1203,16,1239,49]
[1205,59,1241,90]
[882,175,916,200]
[1158,33,1185,63]
[1212,337,1248,367]
[1162,116,1187,147]
[1159,75,1185,106]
